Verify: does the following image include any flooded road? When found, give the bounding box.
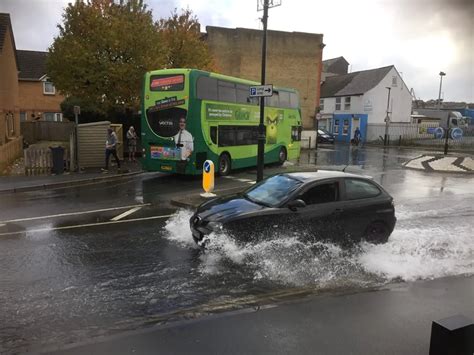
[1,145,473,353]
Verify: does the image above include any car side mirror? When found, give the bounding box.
[288,199,306,211]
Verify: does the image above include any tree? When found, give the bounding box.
[47,0,164,113]
[158,9,215,71]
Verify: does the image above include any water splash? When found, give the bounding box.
[164,208,474,287]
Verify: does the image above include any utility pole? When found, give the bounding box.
[438,71,446,110]
[384,87,391,146]
[256,0,281,182]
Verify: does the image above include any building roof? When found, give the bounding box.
[17,50,48,80]
[322,56,349,73]
[320,65,393,98]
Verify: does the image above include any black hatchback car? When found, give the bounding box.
[190,171,396,246]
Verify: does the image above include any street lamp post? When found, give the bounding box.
[383,87,391,146]
[438,71,446,110]
[256,0,281,182]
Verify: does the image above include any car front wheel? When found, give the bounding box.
[364,221,390,244]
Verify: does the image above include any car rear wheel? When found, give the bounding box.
[364,221,390,244]
[218,153,231,176]
[277,146,287,165]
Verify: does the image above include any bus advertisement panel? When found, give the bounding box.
[140,69,301,175]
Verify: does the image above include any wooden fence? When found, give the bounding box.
[23,146,70,175]
[0,136,23,172]
[21,121,75,144]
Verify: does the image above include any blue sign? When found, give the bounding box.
[204,161,211,173]
[250,87,257,96]
[427,127,436,134]
[450,127,463,140]
[434,127,445,139]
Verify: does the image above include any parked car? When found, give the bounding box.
[317,129,335,144]
[190,171,396,246]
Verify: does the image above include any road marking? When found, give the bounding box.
[0,214,173,237]
[0,203,150,224]
[236,178,254,183]
[111,206,143,221]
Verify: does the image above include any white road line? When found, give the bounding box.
[0,214,173,237]
[0,203,150,224]
[111,206,143,221]
[236,178,254,183]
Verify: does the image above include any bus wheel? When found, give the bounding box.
[277,147,287,165]
[218,153,231,176]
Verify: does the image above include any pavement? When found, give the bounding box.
[48,275,474,355]
[403,154,474,173]
[0,160,143,193]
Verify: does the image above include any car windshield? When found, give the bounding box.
[244,174,302,207]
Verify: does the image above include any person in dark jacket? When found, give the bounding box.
[102,128,121,173]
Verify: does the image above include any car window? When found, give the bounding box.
[345,179,381,200]
[244,174,302,207]
[298,182,338,205]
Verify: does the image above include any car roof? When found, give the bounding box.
[284,170,370,182]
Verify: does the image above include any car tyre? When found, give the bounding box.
[277,146,287,165]
[364,221,390,244]
[218,153,231,176]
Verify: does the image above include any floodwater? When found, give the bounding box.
[1,146,473,353]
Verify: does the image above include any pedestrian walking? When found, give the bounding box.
[126,126,138,162]
[102,128,121,173]
[352,127,362,146]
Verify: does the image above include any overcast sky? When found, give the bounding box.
[1,0,472,102]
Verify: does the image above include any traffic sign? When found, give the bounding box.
[249,85,273,97]
[434,127,445,139]
[201,160,215,198]
[450,127,463,140]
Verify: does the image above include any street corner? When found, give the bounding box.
[403,155,474,174]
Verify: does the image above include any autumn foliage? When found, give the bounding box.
[47,0,214,113]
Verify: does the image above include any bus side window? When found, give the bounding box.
[290,92,299,109]
[291,126,302,142]
[210,126,217,145]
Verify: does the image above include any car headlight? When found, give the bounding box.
[207,221,223,231]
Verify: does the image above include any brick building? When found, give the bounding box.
[205,26,324,130]
[0,13,20,146]
[17,50,64,122]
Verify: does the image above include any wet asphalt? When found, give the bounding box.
[0,144,473,353]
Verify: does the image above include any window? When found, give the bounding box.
[265,91,280,107]
[335,97,341,110]
[218,125,259,147]
[334,119,340,134]
[244,174,302,207]
[392,76,398,87]
[344,97,351,110]
[289,92,299,109]
[345,179,381,200]
[20,112,27,122]
[44,112,55,121]
[55,113,63,122]
[210,126,217,144]
[150,74,185,91]
[197,76,218,100]
[319,98,324,112]
[43,80,55,95]
[291,126,302,142]
[299,182,339,205]
[218,80,236,103]
[279,91,290,108]
[342,119,349,135]
[6,112,15,136]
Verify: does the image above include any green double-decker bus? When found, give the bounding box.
[140,68,302,175]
